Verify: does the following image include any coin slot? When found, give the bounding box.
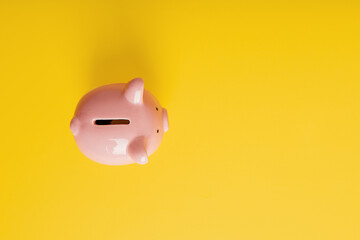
[94,119,130,125]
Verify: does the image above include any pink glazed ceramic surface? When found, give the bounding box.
[70,78,169,165]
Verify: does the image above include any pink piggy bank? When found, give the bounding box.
[70,78,169,165]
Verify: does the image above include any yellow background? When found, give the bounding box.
[1,1,360,239]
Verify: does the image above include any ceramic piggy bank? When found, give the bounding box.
[70,78,169,165]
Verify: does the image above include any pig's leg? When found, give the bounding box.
[127,137,148,164]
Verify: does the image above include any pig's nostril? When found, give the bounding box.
[94,119,130,125]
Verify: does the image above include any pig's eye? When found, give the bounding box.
[157,129,159,133]
[156,107,158,111]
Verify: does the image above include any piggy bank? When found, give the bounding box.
[70,78,169,165]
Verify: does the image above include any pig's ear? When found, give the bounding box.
[70,117,80,136]
[162,108,169,133]
[127,137,148,164]
[124,78,144,104]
